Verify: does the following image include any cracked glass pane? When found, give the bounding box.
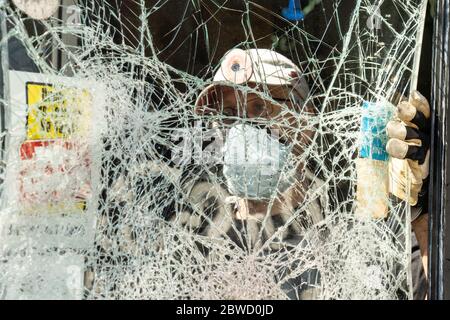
[0,0,429,299]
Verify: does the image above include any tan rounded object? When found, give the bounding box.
[13,0,59,20]
[386,120,407,140]
[355,158,389,219]
[386,138,409,159]
[420,149,430,179]
[410,90,431,119]
[218,49,253,84]
[397,101,416,122]
[389,157,422,206]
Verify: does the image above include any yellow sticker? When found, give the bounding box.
[26,83,92,140]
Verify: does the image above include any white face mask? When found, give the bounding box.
[222,123,295,199]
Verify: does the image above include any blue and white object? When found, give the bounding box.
[356,100,394,219]
[282,0,305,21]
[359,100,394,161]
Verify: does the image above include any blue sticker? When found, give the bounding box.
[359,101,393,161]
[282,0,305,21]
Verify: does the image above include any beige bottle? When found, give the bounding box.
[355,100,394,220]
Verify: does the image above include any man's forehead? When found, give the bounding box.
[214,86,262,99]
[209,84,294,101]
[194,82,304,115]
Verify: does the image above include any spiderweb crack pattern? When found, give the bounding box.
[0,0,427,299]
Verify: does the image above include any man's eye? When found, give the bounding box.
[251,104,266,116]
[223,108,235,116]
[255,104,265,112]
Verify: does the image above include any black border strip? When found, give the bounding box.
[429,0,450,300]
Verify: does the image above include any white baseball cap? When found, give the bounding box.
[195,48,309,112]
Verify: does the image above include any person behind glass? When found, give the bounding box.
[194,48,430,299]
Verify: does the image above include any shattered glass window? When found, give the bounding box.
[0,0,430,299]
